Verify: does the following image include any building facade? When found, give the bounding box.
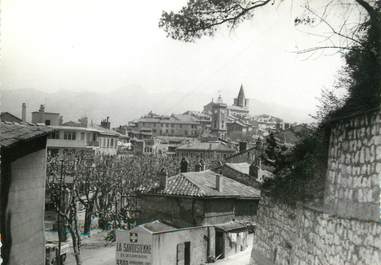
[137,169,260,261]
[32,105,62,126]
[132,112,202,138]
[0,122,51,265]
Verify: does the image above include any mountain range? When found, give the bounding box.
[0,88,314,126]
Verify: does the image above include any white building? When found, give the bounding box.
[47,125,120,156]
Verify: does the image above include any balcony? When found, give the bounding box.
[87,141,99,147]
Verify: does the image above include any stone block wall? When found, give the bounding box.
[324,112,381,221]
[250,196,381,265]
[251,110,381,265]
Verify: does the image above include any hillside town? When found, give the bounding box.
[1,1,381,265]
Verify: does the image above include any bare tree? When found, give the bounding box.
[47,155,82,265]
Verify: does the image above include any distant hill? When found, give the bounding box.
[249,98,313,123]
[0,88,313,126]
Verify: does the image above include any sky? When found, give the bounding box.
[0,0,352,123]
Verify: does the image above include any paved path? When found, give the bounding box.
[66,230,116,265]
[66,245,116,265]
[214,247,252,265]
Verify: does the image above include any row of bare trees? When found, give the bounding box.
[46,151,220,265]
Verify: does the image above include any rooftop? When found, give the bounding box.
[0,121,51,148]
[137,113,201,125]
[141,220,176,233]
[176,141,236,152]
[139,170,260,199]
[0,112,22,123]
[225,162,250,175]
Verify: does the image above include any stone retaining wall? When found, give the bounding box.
[324,111,381,221]
[250,197,381,265]
[251,110,381,265]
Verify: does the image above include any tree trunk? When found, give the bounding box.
[83,206,93,235]
[68,226,82,265]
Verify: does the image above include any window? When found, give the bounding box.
[179,124,183,128]
[171,124,174,128]
[153,129,157,133]
[184,130,188,135]
[111,138,114,147]
[45,120,51,125]
[64,131,76,140]
[171,129,175,134]
[80,132,85,140]
[48,130,60,139]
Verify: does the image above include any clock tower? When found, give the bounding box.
[211,95,227,139]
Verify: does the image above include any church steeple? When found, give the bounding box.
[234,84,248,108]
[238,84,245,103]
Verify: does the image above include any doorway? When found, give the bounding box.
[215,230,225,260]
[177,241,191,265]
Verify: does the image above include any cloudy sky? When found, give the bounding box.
[1,0,352,123]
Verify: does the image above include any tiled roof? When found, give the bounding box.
[176,142,236,152]
[0,112,22,122]
[0,121,51,148]
[140,170,260,199]
[138,114,200,125]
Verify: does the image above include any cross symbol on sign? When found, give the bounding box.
[130,232,138,243]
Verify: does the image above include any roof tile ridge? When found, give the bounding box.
[180,173,205,196]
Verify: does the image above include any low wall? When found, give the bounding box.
[250,196,381,265]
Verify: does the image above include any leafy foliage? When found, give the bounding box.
[159,0,271,42]
[262,128,329,204]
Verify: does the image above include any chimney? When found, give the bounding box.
[195,162,202,172]
[39,104,45,112]
[158,168,168,190]
[249,157,261,179]
[215,174,223,192]
[180,157,188,173]
[21,103,26,122]
[200,159,205,171]
[239,141,247,152]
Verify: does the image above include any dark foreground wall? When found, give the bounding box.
[5,149,47,265]
[251,110,381,265]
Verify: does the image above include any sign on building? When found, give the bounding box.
[116,227,153,265]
